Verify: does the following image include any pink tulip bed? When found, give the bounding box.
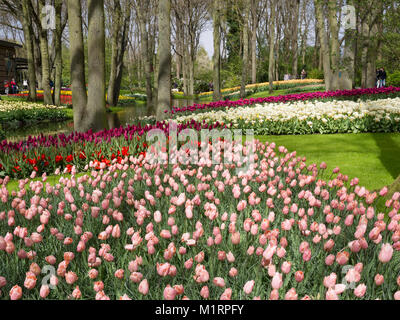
[1,139,400,300]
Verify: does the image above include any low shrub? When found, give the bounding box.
[308,69,325,80]
[388,71,400,87]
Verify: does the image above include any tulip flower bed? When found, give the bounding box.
[12,92,138,106]
[197,79,324,98]
[170,86,400,115]
[173,97,400,135]
[0,120,226,178]
[9,93,73,106]
[0,101,70,127]
[0,139,400,300]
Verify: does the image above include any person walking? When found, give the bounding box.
[381,68,387,88]
[10,78,17,94]
[376,69,382,88]
[4,80,9,95]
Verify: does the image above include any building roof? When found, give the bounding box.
[0,39,23,48]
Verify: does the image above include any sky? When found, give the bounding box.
[199,27,214,58]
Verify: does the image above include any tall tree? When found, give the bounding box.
[240,0,250,99]
[269,0,277,93]
[38,1,53,105]
[315,0,339,90]
[134,0,155,112]
[67,0,88,131]
[172,0,210,96]
[87,0,106,131]
[157,0,171,120]
[53,0,64,106]
[212,0,222,101]
[291,0,300,77]
[21,0,36,101]
[107,0,131,107]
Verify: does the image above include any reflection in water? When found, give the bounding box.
[7,99,198,141]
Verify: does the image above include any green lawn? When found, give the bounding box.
[256,133,400,191]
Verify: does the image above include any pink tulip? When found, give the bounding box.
[164,285,176,300]
[281,261,291,274]
[130,272,143,283]
[284,288,298,300]
[88,269,99,280]
[243,280,255,295]
[269,289,279,300]
[220,288,232,300]
[345,268,361,283]
[378,243,393,263]
[271,272,283,290]
[24,271,37,290]
[114,269,124,279]
[72,286,81,299]
[326,288,339,300]
[323,273,337,288]
[9,285,22,300]
[94,281,104,292]
[336,251,349,265]
[213,277,225,288]
[200,286,209,299]
[138,279,149,295]
[0,276,6,288]
[295,271,304,282]
[354,284,367,298]
[40,285,50,298]
[227,251,235,263]
[374,274,384,286]
[65,271,78,285]
[231,232,240,245]
[229,267,238,277]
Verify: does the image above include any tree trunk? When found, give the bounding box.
[188,51,194,96]
[38,2,53,105]
[21,0,37,101]
[54,0,63,106]
[315,0,333,90]
[212,0,222,101]
[275,4,280,82]
[250,0,258,84]
[107,0,122,107]
[291,0,300,77]
[340,0,356,90]
[182,47,188,96]
[68,0,88,132]
[328,0,340,89]
[156,0,171,121]
[240,0,250,99]
[112,5,131,104]
[153,48,159,109]
[34,37,42,90]
[269,0,277,93]
[87,0,107,131]
[137,2,153,114]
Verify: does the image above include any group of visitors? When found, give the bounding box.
[284,69,308,81]
[376,68,387,88]
[3,78,17,94]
